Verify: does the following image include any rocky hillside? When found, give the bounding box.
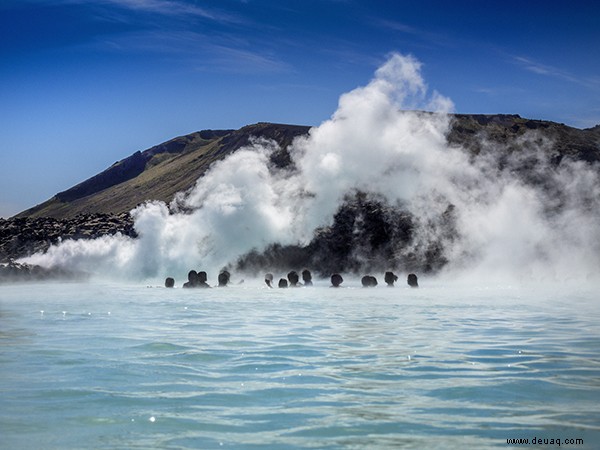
[0,213,136,280]
[234,115,600,276]
[16,115,600,221]
[0,213,135,263]
[3,114,599,275]
[447,114,600,163]
[17,123,310,219]
[15,116,600,220]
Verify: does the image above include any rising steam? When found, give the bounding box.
[22,53,600,283]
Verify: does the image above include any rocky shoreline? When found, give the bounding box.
[0,260,86,282]
[0,213,136,281]
[0,198,444,282]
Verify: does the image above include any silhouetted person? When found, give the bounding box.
[384,271,398,287]
[183,270,199,288]
[265,273,274,288]
[218,270,230,287]
[302,269,313,286]
[361,275,378,287]
[330,273,343,288]
[197,271,211,288]
[165,277,175,288]
[287,270,300,287]
[407,273,419,288]
[278,278,288,288]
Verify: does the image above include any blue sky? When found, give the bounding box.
[1,0,599,218]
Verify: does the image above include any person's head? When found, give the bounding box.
[187,270,199,283]
[302,269,312,282]
[407,273,419,288]
[198,271,207,283]
[330,273,343,287]
[287,271,299,286]
[218,271,230,287]
[384,271,398,286]
[264,273,274,287]
[361,275,377,287]
[278,278,288,288]
[165,277,175,288]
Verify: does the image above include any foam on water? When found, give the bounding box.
[1,281,599,449]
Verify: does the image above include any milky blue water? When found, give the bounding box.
[1,280,599,449]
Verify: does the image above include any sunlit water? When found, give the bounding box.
[1,280,599,449]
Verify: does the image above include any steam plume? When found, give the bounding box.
[22,53,600,283]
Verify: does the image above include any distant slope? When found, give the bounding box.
[17,123,310,219]
[15,116,600,220]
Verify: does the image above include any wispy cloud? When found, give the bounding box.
[376,19,416,35]
[103,0,239,23]
[198,43,292,74]
[48,0,244,25]
[373,18,457,49]
[21,0,287,74]
[94,29,291,74]
[513,55,600,90]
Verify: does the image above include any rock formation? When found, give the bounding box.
[0,213,135,263]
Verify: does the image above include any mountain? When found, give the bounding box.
[3,114,599,276]
[447,114,600,163]
[16,115,600,220]
[17,123,311,219]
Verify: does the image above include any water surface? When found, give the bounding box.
[1,281,599,449]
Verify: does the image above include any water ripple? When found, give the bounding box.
[1,282,599,449]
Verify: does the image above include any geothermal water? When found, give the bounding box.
[1,280,599,449]
[5,53,600,448]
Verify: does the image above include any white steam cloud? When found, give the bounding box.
[22,53,600,283]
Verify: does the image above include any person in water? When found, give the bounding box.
[264,273,274,288]
[164,277,175,288]
[384,271,398,287]
[278,278,288,288]
[218,270,230,287]
[361,275,378,287]
[183,270,199,288]
[330,273,343,287]
[301,269,313,286]
[407,273,419,288]
[287,270,300,287]
[197,271,211,288]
